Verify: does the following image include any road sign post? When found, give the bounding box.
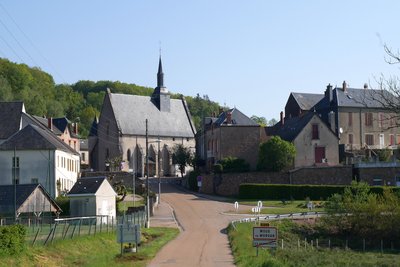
[253,226,278,255]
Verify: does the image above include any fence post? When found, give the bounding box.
[328,239,331,249]
[311,240,314,250]
[304,238,307,250]
[316,239,319,249]
[381,240,383,254]
[363,239,365,252]
[345,239,348,251]
[297,239,300,250]
[281,239,284,250]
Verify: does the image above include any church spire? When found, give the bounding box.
[157,56,164,88]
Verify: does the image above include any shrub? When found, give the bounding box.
[218,157,250,173]
[213,164,223,174]
[257,136,296,172]
[0,225,26,255]
[188,170,200,191]
[376,148,392,162]
[56,195,69,216]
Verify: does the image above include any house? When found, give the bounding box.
[0,183,61,222]
[269,111,339,167]
[197,108,267,171]
[314,82,400,162]
[68,176,117,223]
[34,116,80,153]
[79,139,89,168]
[91,57,196,177]
[285,92,323,119]
[0,123,80,198]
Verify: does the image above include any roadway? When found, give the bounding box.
[148,180,247,267]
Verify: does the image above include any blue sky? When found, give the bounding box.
[0,1,400,120]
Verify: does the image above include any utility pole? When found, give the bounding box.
[145,119,150,228]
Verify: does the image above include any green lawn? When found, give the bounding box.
[228,221,400,267]
[1,227,179,267]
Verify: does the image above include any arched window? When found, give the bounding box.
[127,149,131,162]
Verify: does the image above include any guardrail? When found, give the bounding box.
[231,211,327,230]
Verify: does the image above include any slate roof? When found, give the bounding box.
[0,123,79,155]
[32,115,63,135]
[108,93,196,137]
[214,108,258,126]
[270,112,327,142]
[291,93,324,111]
[0,101,24,139]
[333,87,395,108]
[80,139,88,150]
[68,176,112,195]
[0,184,60,215]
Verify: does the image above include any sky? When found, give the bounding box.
[0,1,400,121]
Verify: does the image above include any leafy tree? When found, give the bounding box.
[268,118,278,126]
[172,144,193,177]
[218,156,250,172]
[251,115,267,126]
[257,136,296,172]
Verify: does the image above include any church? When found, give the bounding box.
[90,57,196,177]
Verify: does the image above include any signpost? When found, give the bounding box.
[253,226,278,256]
[117,223,141,255]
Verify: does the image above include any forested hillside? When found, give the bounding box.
[0,58,222,136]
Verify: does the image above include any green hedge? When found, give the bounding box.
[239,183,400,200]
[0,225,26,255]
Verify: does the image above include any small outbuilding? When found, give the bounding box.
[0,184,61,224]
[68,176,117,224]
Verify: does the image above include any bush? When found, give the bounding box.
[257,136,296,172]
[376,148,392,162]
[218,157,250,173]
[0,225,26,255]
[188,170,200,191]
[213,164,223,174]
[239,183,400,200]
[56,195,69,216]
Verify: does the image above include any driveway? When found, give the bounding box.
[148,182,246,267]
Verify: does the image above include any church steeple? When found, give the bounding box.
[157,56,164,88]
[152,55,170,112]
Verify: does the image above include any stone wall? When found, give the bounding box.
[199,166,353,196]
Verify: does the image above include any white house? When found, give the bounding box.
[0,124,80,198]
[68,176,117,224]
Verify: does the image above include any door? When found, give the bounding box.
[379,134,384,149]
[315,147,326,163]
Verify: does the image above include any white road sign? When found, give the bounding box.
[253,226,278,247]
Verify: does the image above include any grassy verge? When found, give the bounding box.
[228,221,400,267]
[1,227,179,267]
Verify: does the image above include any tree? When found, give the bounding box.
[172,144,193,177]
[268,118,278,126]
[257,136,296,172]
[251,115,267,126]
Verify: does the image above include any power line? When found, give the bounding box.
[0,3,67,83]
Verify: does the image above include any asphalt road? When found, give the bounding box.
[148,182,246,267]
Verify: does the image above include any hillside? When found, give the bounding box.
[0,58,222,136]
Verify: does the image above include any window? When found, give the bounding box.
[390,134,395,146]
[397,135,400,145]
[365,134,374,146]
[12,156,20,184]
[348,134,353,144]
[379,113,384,128]
[365,113,373,126]
[348,112,352,126]
[312,124,319,140]
[82,153,85,162]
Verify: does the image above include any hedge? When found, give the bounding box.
[0,225,26,255]
[239,183,400,200]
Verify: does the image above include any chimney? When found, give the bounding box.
[325,83,333,103]
[329,111,336,133]
[363,83,368,89]
[342,81,347,92]
[48,117,52,131]
[280,111,284,125]
[74,122,78,134]
[227,111,232,124]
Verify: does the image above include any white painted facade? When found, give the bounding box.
[0,149,80,198]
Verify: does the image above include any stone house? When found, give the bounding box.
[197,108,267,171]
[314,82,400,162]
[90,57,196,176]
[269,111,339,167]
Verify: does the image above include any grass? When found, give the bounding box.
[228,221,400,267]
[1,227,179,267]
[231,200,324,214]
